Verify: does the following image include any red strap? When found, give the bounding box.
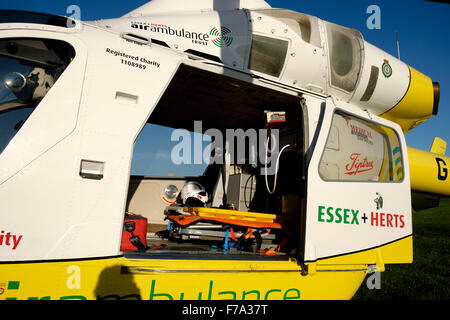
[230,227,236,242]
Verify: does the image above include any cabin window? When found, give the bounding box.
[248,34,288,77]
[0,38,75,155]
[319,111,404,182]
[325,22,363,92]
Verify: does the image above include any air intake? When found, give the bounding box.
[432,82,440,115]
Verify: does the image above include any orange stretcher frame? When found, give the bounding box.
[165,207,284,229]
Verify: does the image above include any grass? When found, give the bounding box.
[353,197,450,300]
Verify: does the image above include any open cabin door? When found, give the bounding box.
[302,101,413,265]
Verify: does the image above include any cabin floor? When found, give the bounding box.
[122,231,290,261]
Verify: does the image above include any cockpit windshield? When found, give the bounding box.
[0,38,75,154]
[0,10,76,28]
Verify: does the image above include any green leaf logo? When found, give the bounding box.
[210,27,233,47]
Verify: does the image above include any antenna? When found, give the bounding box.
[396,31,401,60]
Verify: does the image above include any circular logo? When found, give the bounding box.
[382,59,392,78]
[210,27,233,48]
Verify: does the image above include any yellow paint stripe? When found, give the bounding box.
[317,236,413,266]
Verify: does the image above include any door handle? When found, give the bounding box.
[79,160,104,180]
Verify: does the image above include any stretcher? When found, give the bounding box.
[165,206,288,253]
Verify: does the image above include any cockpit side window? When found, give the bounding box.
[0,38,75,155]
[248,34,288,78]
[325,22,364,93]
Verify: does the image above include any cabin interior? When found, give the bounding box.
[125,64,305,259]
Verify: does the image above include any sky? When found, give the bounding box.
[1,0,449,175]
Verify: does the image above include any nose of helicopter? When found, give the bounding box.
[381,66,437,133]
